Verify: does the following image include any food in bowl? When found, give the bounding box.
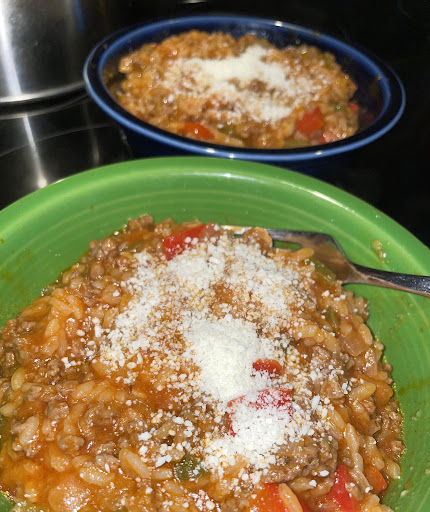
[84,17,406,168]
[0,215,404,512]
[113,30,359,149]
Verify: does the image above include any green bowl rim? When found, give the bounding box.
[0,156,428,264]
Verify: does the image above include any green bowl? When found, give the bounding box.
[0,156,429,511]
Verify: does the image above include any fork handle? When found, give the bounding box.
[352,264,430,297]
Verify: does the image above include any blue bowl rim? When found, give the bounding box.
[83,14,406,163]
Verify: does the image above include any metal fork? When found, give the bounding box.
[222,225,430,297]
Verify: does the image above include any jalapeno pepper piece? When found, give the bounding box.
[173,454,208,482]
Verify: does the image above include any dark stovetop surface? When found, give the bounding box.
[0,1,429,247]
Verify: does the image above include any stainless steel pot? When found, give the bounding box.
[0,0,142,105]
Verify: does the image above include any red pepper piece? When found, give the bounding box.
[296,107,324,136]
[249,483,289,512]
[162,224,207,260]
[348,102,359,114]
[365,465,387,495]
[253,358,284,377]
[250,483,312,512]
[326,465,358,512]
[180,122,215,141]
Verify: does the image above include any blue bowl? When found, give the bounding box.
[83,14,405,175]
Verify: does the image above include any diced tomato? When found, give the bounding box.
[326,465,358,512]
[365,465,387,495]
[228,387,292,435]
[162,224,208,260]
[180,122,215,141]
[348,102,359,114]
[250,483,289,512]
[296,107,324,136]
[252,358,284,377]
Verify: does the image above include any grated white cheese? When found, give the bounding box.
[161,45,323,123]
[183,316,279,404]
[91,232,340,477]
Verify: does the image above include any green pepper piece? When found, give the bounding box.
[219,124,237,137]
[323,53,336,68]
[0,492,13,512]
[218,123,245,141]
[309,257,337,286]
[173,454,208,482]
[324,306,340,333]
[141,43,157,54]
[257,38,271,48]
[329,102,345,112]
